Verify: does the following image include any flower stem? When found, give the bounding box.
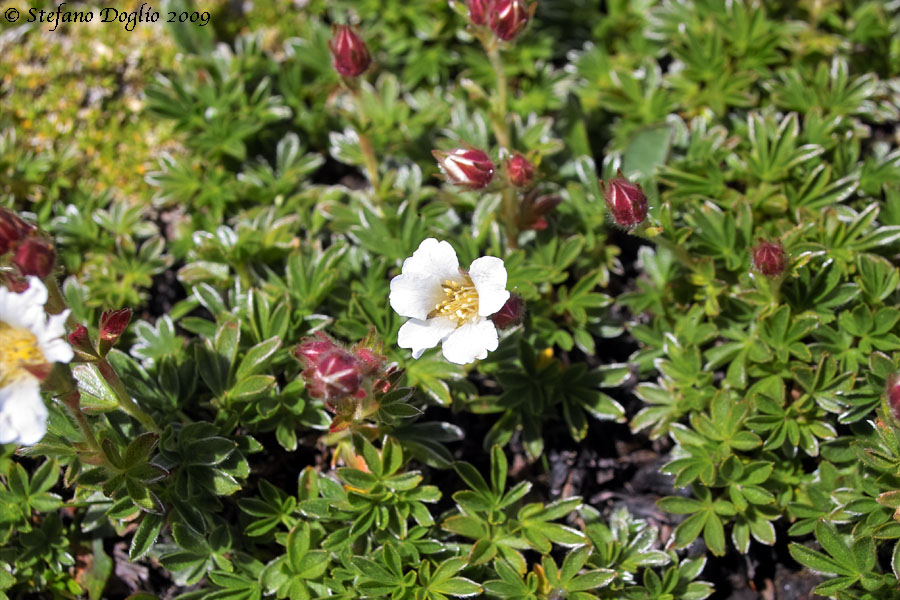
[346,81,381,193]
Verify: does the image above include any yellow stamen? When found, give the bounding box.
[0,322,46,386]
[429,275,479,324]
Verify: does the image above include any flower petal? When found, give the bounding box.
[389,272,443,320]
[401,238,460,282]
[0,379,47,446]
[398,317,458,359]
[469,256,510,316]
[440,318,498,364]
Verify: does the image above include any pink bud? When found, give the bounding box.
[467,0,490,25]
[0,209,34,255]
[889,375,900,421]
[519,194,561,231]
[492,295,525,329]
[304,350,363,401]
[329,25,371,78]
[601,171,647,229]
[489,0,532,41]
[293,332,337,366]
[752,239,786,277]
[432,148,494,189]
[506,153,535,187]
[12,235,56,278]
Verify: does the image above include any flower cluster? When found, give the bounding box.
[0,278,73,445]
[390,238,510,365]
[294,333,391,403]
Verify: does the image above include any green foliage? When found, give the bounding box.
[2,0,900,597]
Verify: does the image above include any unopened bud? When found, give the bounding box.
[506,153,535,187]
[68,325,97,360]
[98,308,132,355]
[601,170,647,229]
[433,148,494,190]
[489,0,533,41]
[752,239,786,277]
[305,350,363,401]
[294,332,337,366]
[0,209,34,255]
[492,294,525,329]
[467,0,489,25]
[519,193,561,231]
[12,236,55,278]
[329,25,371,78]
[888,375,900,421]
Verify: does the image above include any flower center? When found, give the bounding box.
[0,321,46,386]
[429,275,479,324]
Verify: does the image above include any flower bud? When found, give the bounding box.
[294,332,335,365]
[432,148,494,189]
[489,0,533,41]
[601,170,647,229]
[98,308,132,355]
[304,350,363,400]
[68,324,97,361]
[506,153,535,187]
[0,209,34,255]
[467,0,489,25]
[518,193,561,231]
[329,25,371,78]
[889,375,900,421]
[492,294,525,329]
[752,239,786,277]
[12,235,56,278]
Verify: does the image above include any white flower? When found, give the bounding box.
[390,239,510,365]
[0,277,73,446]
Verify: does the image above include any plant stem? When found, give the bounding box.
[98,358,161,433]
[347,82,381,192]
[45,277,78,330]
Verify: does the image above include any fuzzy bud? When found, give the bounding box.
[492,294,525,329]
[98,308,132,355]
[506,153,535,187]
[329,25,371,78]
[295,335,365,401]
[68,324,97,361]
[601,170,647,229]
[433,148,494,189]
[519,193,561,231]
[0,209,34,255]
[12,236,56,278]
[752,239,786,277]
[489,0,532,41]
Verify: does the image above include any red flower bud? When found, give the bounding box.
[492,294,525,329]
[12,235,55,278]
[601,170,648,229]
[329,25,371,78]
[889,375,900,421]
[467,0,490,25]
[506,153,535,187]
[294,332,337,366]
[98,308,132,354]
[0,209,34,255]
[68,324,96,360]
[304,350,363,401]
[518,193,561,231]
[489,0,532,41]
[432,148,494,189]
[752,239,786,277]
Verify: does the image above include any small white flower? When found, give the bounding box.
[390,239,510,365]
[0,277,73,446]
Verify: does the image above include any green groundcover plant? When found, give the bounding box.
[1,0,900,598]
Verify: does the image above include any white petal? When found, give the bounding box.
[398,317,458,359]
[0,380,47,446]
[469,256,510,316]
[389,272,443,320]
[440,318,498,364]
[401,238,460,282]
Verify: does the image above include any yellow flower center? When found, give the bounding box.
[0,321,46,386]
[429,275,479,324]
